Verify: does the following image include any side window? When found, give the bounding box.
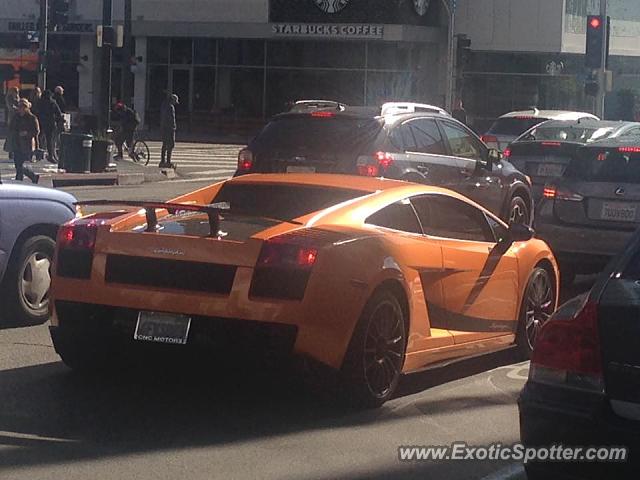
[390,124,416,151]
[366,201,422,234]
[407,119,446,155]
[410,195,494,242]
[440,121,485,160]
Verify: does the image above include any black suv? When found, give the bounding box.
[235,102,533,224]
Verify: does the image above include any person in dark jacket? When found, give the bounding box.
[159,93,178,168]
[9,99,40,183]
[451,98,468,126]
[38,90,64,164]
[53,85,66,113]
[112,101,140,159]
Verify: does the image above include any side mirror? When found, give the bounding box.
[508,223,534,242]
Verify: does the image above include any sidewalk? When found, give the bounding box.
[0,143,169,187]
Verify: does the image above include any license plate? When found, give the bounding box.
[134,311,191,345]
[536,163,564,177]
[601,202,637,222]
[286,166,316,173]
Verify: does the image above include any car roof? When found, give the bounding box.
[579,137,640,149]
[271,110,452,127]
[513,120,640,143]
[499,109,598,121]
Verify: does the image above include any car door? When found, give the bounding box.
[364,199,454,353]
[438,119,505,213]
[410,194,520,344]
[392,118,461,186]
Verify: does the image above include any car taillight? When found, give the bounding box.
[542,184,583,202]
[529,298,603,392]
[250,234,321,300]
[257,240,318,270]
[57,222,98,251]
[481,135,498,145]
[237,149,253,172]
[618,146,640,153]
[502,147,511,158]
[310,111,335,118]
[356,152,394,177]
[56,220,99,279]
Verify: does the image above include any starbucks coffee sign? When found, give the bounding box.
[313,0,350,14]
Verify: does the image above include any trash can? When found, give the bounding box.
[59,133,92,173]
[90,139,114,173]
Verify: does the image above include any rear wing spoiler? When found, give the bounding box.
[76,200,222,236]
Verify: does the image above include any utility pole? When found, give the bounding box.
[101,0,113,132]
[121,0,133,106]
[442,0,456,112]
[596,0,607,118]
[38,0,49,90]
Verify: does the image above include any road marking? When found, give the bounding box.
[0,430,78,444]
[479,463,525,480]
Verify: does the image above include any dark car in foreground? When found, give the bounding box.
[236,102,533,224]
[535,140,640,283]
[0,181,77,326]
[506,120,640,202]
[519,228,640,479]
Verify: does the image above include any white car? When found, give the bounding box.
[481,109,599,151]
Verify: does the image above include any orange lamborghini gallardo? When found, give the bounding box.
[50,174,558,407]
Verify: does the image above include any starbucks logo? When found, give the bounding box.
[313,0,350,14]
[413,0,431,16]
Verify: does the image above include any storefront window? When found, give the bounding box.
[170,38,193,64]
[367,43,418,71]
[148,37,169,64]
[217,67,264,118]
[267,41,366,68]
[147,65,169,111]
[366,71,415,106]
[193,67,216,112]
[219,39,264,66]
[194,38,217,65]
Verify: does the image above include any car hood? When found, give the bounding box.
[0,181,76,206]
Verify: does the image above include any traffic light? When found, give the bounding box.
[51,0,70,28]
[456,35,472,68]
[585,15,608,69]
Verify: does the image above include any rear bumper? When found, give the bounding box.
[535,205,633,271]
[519,381,639,479]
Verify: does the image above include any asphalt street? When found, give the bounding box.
[0,142,594,480]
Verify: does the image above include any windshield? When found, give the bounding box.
[210,183,368,220]
[566,147,640,183]
[252,116,383,155]
[487,117,546,136]
[518,125,612,143]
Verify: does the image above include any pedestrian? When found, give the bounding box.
[30,87,44,153]
[37,90,64,164]
[53,85,66,113]
[8,99,40,183]
[452,98,468,126]
[112,101,140,160]
[160,93,178,168]
[3,87,20,158]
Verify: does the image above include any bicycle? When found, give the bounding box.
[124,132,151,166]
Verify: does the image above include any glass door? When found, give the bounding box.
[169,67,191,125]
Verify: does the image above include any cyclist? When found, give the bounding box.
[112,101,140,160]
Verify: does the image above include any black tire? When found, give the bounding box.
[516,267,556,358]
[341,289,407,408]
[52,320,120,372]
[507,194,530,226]
[132,140,151,166]
[0,235,55,326]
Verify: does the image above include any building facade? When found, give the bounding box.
[456,0,640,131]
[1,0,450,132]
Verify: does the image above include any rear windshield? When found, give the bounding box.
[565,148,640,183]
[252,115,383,155]
[518,126,609,143]
[210,183,368,220]
[487,117,546,136]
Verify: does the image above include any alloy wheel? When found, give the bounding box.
[509,197,528,225]
[19,251,52,313]
[524,270,554,351]
[362,299,405,398]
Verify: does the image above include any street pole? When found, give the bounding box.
[102,0,113,133]
[596,0,607,118]
[122,0,133,106]
[443,0,456,112]
[38,0,48,90]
